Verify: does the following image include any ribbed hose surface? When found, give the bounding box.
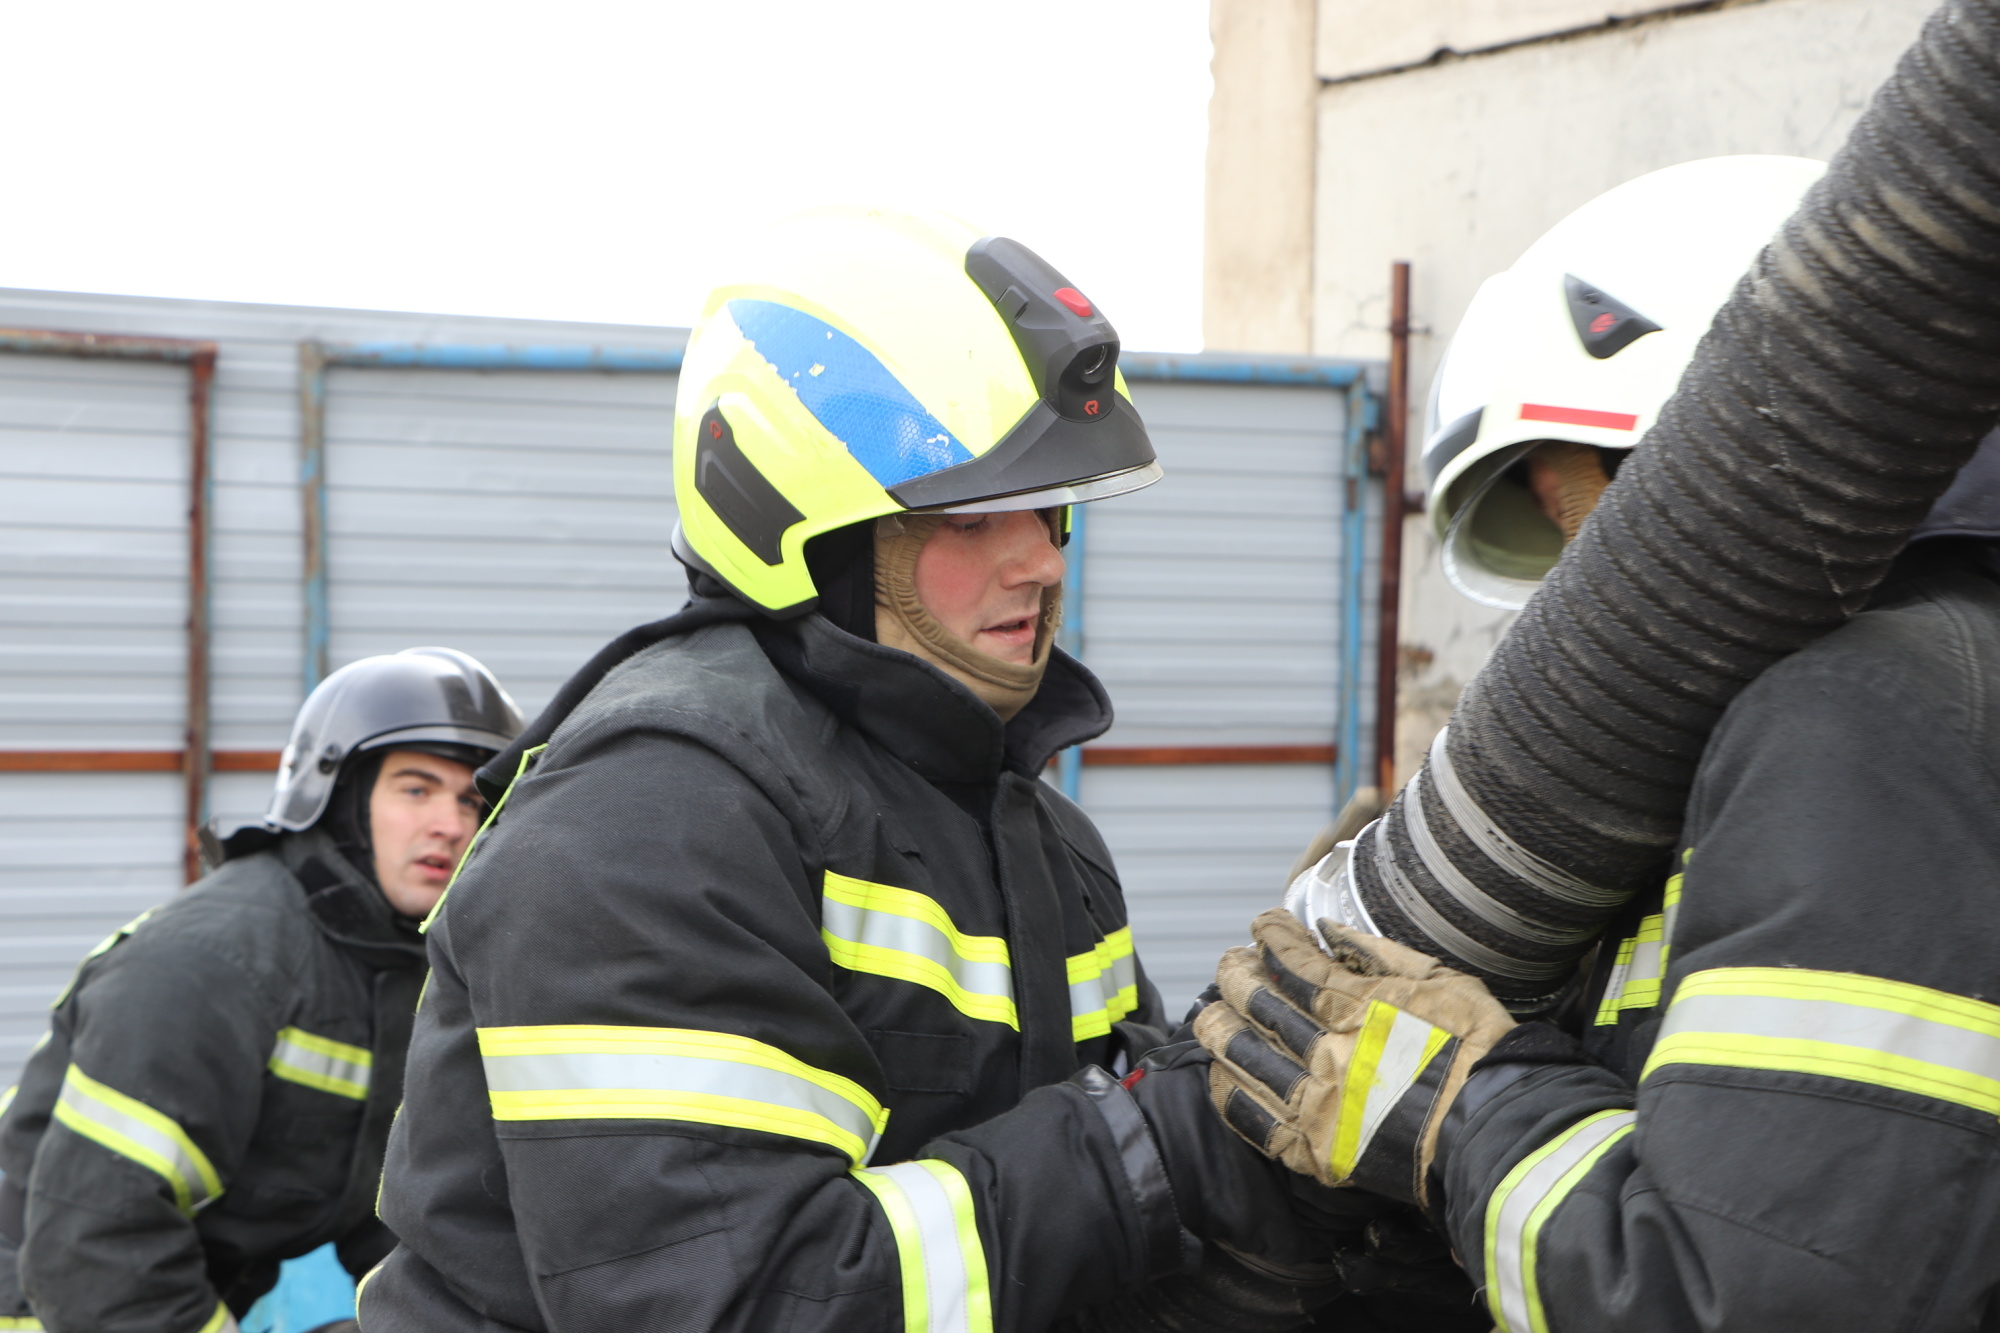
[1354,0,2000,1003]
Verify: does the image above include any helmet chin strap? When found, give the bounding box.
[322,750,387,889]
[871,513,1060,723]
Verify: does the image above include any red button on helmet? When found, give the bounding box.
[1052,287,1094,318]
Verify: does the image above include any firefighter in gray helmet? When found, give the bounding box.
[0,648,521,1333]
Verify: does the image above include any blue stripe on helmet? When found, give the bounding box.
[728,299,974,488]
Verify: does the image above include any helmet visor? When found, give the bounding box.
[929,461,1162,514]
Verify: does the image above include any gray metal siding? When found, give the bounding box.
[323,366,678,713]
[0,288,685,1086]
[0,294,1367,1084]
[0,354,191,748]
[1085,378,1364,1010]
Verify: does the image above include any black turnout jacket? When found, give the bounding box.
[1435,542,2000,1331]
[0,828,424,1333]
[363,612,1177,1333]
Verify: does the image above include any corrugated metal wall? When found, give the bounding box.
[0,289,684,1086]
[1097,377,1373,1013]
[0,289,1371,1084]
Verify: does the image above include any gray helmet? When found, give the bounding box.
[1912,425,2000,543]
[265,647,523,832]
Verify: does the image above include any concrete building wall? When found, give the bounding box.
[1208,0,1939,783]
[1203,0,1319,354]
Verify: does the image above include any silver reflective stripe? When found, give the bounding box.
[53,1064,223,1214]
[483,1049,880,1150]
[1428,728,1622,910]
[854,1160,993,1333]
[821,894,1014,1012]
[1401,768,1599,950]
[1659,992,2000,1090]
[1485,1110,1635,1333]
[269,1027,371,1100]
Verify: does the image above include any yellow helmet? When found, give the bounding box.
[671,208,1162,614]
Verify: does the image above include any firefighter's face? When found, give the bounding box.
[914,509,1064,663]
[368,750,484,918]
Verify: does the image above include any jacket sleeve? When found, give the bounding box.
[1433,601,2000,1332]
[17,914,284,1333]
[408,724,1172,1333]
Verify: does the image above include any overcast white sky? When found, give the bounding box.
[0,1,1213,350]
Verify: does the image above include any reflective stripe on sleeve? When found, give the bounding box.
[0,1317,46,1330]
[1483,1109,1635,1333]
[1591,851,1687,1026]
[478,1025,889,1165]
[268,1027,371,1100]
[198,1301,238,1333]
[1067,927,1138,1042]
[822,874,1017,1029]
[1592,914,1664,1025]
[1328,1000,1452,1180]
[854,1159,994,1333]
[1642,967,2000,1114]
[51,1063,223,1214]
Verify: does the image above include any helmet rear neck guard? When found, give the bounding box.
[672,210,1160,615]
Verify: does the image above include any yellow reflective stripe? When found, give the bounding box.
[0,1085,15,1121]
[1484,1109,1635,1333]
[1328,1001,1450,1178]
[1592,914,1664,1026]
[423,743,546,933]
[479,1025,889,1166]
[822,874,1017,1029]
[197,1301,237,1333]
[0,1318,45,1330]
[52,1064,222,1214]
[268,1027,372,1100]
[1066,927,1138,1042]
[1657,855,1686,978]
[1643,967,2000,1114]
[54,907,158,1008]
[854,1160,993,1333]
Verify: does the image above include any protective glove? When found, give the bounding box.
[1194,908,1514,1209]
[1112,1041,1353,1284]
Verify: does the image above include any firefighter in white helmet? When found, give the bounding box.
[1423,154,1829,609]
[1242,154,2000,1332]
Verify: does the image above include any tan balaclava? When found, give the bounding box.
[873,512,1063,722]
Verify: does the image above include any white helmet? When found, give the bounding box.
[1424,155,1828,608]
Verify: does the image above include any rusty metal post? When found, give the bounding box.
[1376,262,1412,797]
[298,342,330,692]
[0,328,221,884]
[183,351,215,883]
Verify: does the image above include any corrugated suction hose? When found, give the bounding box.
[1352,0,2000,1005]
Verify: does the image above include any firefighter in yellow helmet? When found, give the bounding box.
[359,210,1444,1332]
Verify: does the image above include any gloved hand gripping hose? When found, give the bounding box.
[1348,0,2000,1004]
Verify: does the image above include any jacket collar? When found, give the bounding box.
[278,828,428,967]
[755,614,1113,785]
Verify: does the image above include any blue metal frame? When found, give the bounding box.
[295,339,685,692]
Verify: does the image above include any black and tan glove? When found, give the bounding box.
[1195,909,1514,1209]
